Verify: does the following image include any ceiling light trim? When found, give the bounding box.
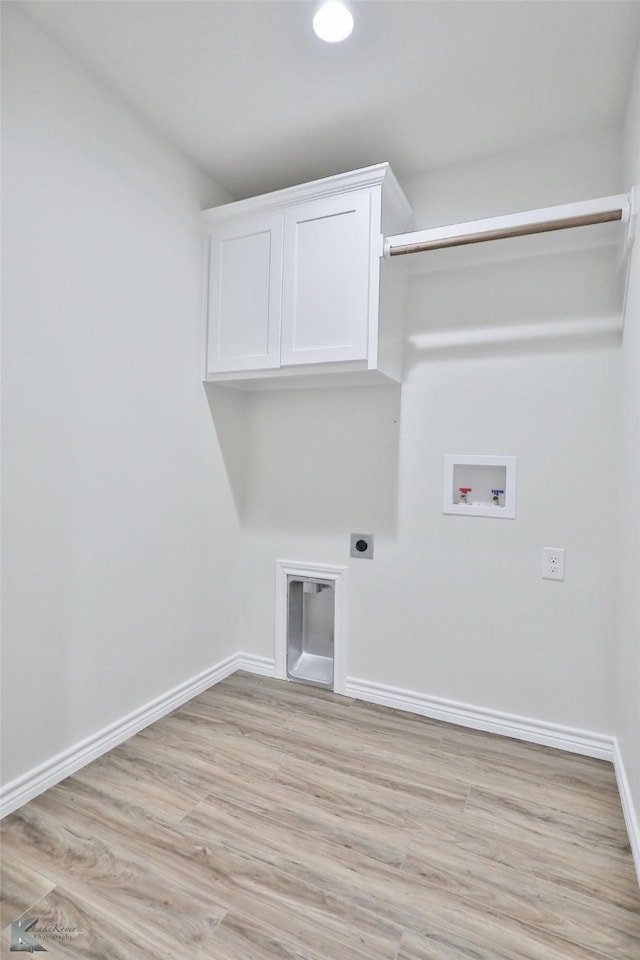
[313,1,354,43]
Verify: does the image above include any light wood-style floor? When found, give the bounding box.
[1,671,639,959]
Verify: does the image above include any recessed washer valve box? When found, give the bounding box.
[350,533,374,559]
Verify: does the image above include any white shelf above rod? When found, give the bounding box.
[383,193,632,259]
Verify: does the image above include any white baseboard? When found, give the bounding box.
[3,652,631,879]
[235,652,277,677]
[613,739,640,887]
[345,675,615,761]
[0,652,241,819]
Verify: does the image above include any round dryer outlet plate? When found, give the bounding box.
[350,533,374,559]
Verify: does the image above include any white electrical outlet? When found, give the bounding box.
[542,547,566,581]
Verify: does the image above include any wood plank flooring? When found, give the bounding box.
[1,671,639,959]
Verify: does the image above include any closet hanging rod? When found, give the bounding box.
[386,209,622,257]
[383,193,631,259]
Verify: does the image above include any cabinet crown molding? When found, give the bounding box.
[203,162,411,229]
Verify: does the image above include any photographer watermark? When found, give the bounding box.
[10,916,78,952]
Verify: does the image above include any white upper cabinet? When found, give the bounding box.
[202,163,413,389]
[207,214,283,372]
[280,191,372,367]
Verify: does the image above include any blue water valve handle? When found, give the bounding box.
[491,489,504,495]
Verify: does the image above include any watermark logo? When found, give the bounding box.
[10,918,47,952]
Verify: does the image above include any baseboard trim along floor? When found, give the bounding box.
[0,652,241,818]
[614,738,640,888]
[2,654,638,889]
[5,670,638,959]
[343,675,615,761]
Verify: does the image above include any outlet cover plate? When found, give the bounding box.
[542,547,566,581]
[350,533,374,559]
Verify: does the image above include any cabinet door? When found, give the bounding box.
[280,191,373,366]
[206,215,283,373]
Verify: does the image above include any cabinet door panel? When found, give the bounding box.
[281,192,372,366]
[207,216,283,372]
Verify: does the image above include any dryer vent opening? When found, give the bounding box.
[287,577,334,688]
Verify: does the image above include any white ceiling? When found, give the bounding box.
[15,0,640,200]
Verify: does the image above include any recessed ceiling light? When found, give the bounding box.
[313,1,354,43]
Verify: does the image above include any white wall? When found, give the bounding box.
[617,42,640,843]
[1,5,242,788]
[2,2,634,815]
[238,129,624,734]
[404,126,622,227]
